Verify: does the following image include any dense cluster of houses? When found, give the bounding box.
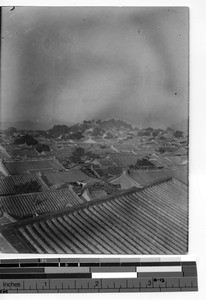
[0,124,188,254]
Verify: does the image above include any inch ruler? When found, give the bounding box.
[0,258,198,293]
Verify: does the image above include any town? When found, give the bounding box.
[0,118,188,254]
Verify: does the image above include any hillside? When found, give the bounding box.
[2,119,188,142]
[37,119,139,139]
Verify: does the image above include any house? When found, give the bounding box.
[2,158,65,175]
[0,187,84,219]
[41,169,100,188]
[0,173,48,196]
[109,170,142,189]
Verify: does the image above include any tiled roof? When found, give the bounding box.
[109,153,138,167]
[166,156,182,165]
[41,170,99,186]
[149,159,165,168]
[129,169,173,187]
[0,150,11,160]
[3,158,65,175]
[99,157,117,167]
[112,143,137,152]
[157,157,177,167]
[0,233,18,253]
[171,165,188,185]
[90,147,116,156]
[110,171,142,189]
[52,148,74,160]
[0,213,16,226]
[0,179,188,254]
[90,189,107,199]
[0,172,5,179]
[0,174,48,196]
[6,148,39,159]
[0,188,83,219]
[96,166,122,177]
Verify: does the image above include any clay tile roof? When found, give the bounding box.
[0,179,188,254]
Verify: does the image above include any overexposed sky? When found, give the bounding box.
[1,7,189,128]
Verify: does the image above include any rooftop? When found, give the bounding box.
[110,171,142,189]
[129,169,173,187]
[41,170,100,186]
[0,179,188,254]
[0,173,48,196]
[0,188,83,219]
[109,153,138,167]
[171,165,188,185]
[5,148,40,159]
[3,158,65,175]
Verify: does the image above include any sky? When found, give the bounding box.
[1,7,189,129]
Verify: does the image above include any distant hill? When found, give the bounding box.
[98,119,136,131]
[36,119,139,139]
[1,118,188,139]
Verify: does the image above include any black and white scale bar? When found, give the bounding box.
[0,264,197,276]
[0,259,198,293]
[0,258,196,267]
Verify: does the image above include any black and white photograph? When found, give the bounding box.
[0,6,189,254]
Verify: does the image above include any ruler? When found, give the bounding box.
[0,258,198,293]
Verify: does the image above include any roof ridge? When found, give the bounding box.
[0,187,139,231]
[0,178,182,232]
[3,158,54,163]
[43,168,90,177]
[141,177,175,189]
[108,170,124,182]
[129,168,171,173]
[0,173,34,181]
[172,176,188,186]
[124,172,143,188]
[109,171,142,188]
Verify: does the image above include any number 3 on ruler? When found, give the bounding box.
[147,280,152,286]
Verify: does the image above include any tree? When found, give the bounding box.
[159,147,166,154]
[91,127,104,137]
[69,131,84,140]
[145,127,154,132]
[72,147,85,157]
[13,180,42,194]
[129,158,155,170]
[174,130,183,138]
[49,125,70,137]
[70,147,85,164]
[159,135,166,140]
[105,132,114,139]
[35,144,50,153]
[14,135,38,146]
[5,127,17,136]
[152,128,165,137]
[137,130,150,137]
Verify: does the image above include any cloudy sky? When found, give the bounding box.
[1,7,189,128]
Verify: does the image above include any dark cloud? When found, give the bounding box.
[1,7,189,128]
